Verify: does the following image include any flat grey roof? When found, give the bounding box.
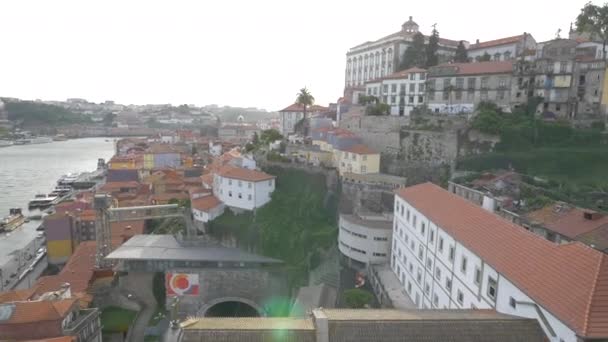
[105,234,283,264]
[340,214,392,230]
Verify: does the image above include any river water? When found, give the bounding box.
[0,138,116,216]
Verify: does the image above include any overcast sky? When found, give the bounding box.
[0,0,591,111]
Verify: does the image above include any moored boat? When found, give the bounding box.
[28,194,59,208]
[0,208,26,232]
[0,140,13,147]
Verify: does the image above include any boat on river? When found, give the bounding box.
[28,194,59,208]
[0,140,13,147]
[0,208,26,232]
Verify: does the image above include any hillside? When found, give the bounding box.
[2,99,92,126]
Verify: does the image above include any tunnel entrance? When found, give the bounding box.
[204,301,261,317]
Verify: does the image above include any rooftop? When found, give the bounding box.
[429,60,514,76]
[339,144,377,155]
[469,34,526,50]
[525,203,608,240]
[0,298,77,324]
[182,317,315,330]
[216,165,275,182]
[340,213,392,230]
[106,234,283,264]
[191,195,223,212]
[396,182,608,338]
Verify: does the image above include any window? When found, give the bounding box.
[362,155,367,161]
[487,277,498,299]
[238,193,242,199]
[509,297,517,309]
[455,78,464,89]
[248,182,252,189]
[429,229,435,243]
[427,79,436,90]
[248,194,252,201]
[409,263,413,272]
[407,282,412,293]
[560,61,568,73]
[461,256,467,274]
[446,278,452,291]
[268,179,273,186]
[467,77,476,89]
[409,83,415,92]
[383,84,388,93]
[498,77,508,89]
[418,95,424,103]
[418,245,424,260]
[228,179,232,185]
[497,90,505,100]
[424,282,430,295]
[442,78,451,89]
[228,191,232,197]
[442,91,449,100]
[391,84,397,93]
[455,91,462,100]
[238,180,242,187]
[417,268,422,283]
[418,83,425,92]
[438,237,444,252]
[449,246,455,262]
[457,290,464,305]
[409,96,414,103]
[415,293,420,306]
[480,90,488,100]
[406,209,410,221]
[474,267,481,285]
[480,77,489,89]
[413,215,417,227]
[420,73,426,80]
[435,267,441,280]
[426,257,432,270]
[433,294,439,307]
[390,95,396,104]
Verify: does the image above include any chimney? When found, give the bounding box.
[583,210,602,220]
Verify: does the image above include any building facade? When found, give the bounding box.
[345,17,464,89]
[468,33,536,62]
[213,166,275,211]
[338,213,392,268]
[365,67,427,116]
[427,61,514,114]
[337,144,380,176]
[391,182,608,342]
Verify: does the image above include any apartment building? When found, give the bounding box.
[213,165,275,211]
[426,60,514,114]
[336,144,380,176]
[391,182,608,342]
[468,33,536,62]
[365,67,427,116]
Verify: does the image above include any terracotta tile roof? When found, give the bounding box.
[24,336,77,342]
[0,289,36,304]
[469,34,525,50]
[216,165,275,182]
[340,144,377,155]
[0,298,77,324]
[192,195,223,212]
[429,60,514,76]
[396,182,608,338]
[78,209,96,221]
[99,181,140,192]
[150,192,189,203]
[279,103,328,112]
[34,242,97,296]
[526,204,608,240]
[201,173,214,187]
[146,144,180,154]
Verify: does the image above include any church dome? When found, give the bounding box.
[402,16,419,34]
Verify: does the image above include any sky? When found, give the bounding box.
[0,0,592,111]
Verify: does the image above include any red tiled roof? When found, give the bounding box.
[396,182,608,338]
[150,192,189,202]
[191,195,223,212]
[340,144,377,155]
[0,289,36,304]
[0,298,77,324]
[279,104,328,112]
[430,60,513,76]
[526,204,608,240]
[217,165,275,182]
[469,35,525,50]
[99,181,140,191]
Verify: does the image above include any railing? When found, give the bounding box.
[106,204,184,222]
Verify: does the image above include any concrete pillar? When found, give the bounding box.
[312,308,329,342]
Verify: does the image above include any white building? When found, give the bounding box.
[191,194,225,223]
[213,165,275,211]
[278,104,328,135]
[338,213,392,268]
[345,17,464,89]
[391,182,608,342]
[365,67,427,116]
[209,141,222,157]
[468,33,536,62]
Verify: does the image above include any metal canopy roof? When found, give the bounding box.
[105,234,283,264]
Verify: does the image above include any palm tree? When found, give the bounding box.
[295,87,315,136]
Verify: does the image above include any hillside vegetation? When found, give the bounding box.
[3,99,92,126]
[459,101,608,209]
[209,166,338,289]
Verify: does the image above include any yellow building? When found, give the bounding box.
[108,155,140,170]
[337,144,380,176]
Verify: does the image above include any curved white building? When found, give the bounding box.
[338,213,392,267]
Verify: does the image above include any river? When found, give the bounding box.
[0,138,116,216]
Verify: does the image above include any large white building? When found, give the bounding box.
[345,17,464,89]
[213,165,275,211]
[391,182,608,342]
[365,67,427,116]
[338,213,392,268]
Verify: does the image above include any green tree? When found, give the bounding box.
[576,2,608,61]
[358,95,378,105]
[454,40,469,63]
[476,52,492,62]
[103,112,116,127]
[399,32,426,70]
[343,289,374,308]
[260,129,283,144]
[252,131,260,145]
[426,27,440,67]
[472,109,503,134]
[365,103,390,116]
[295,87,315,135]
